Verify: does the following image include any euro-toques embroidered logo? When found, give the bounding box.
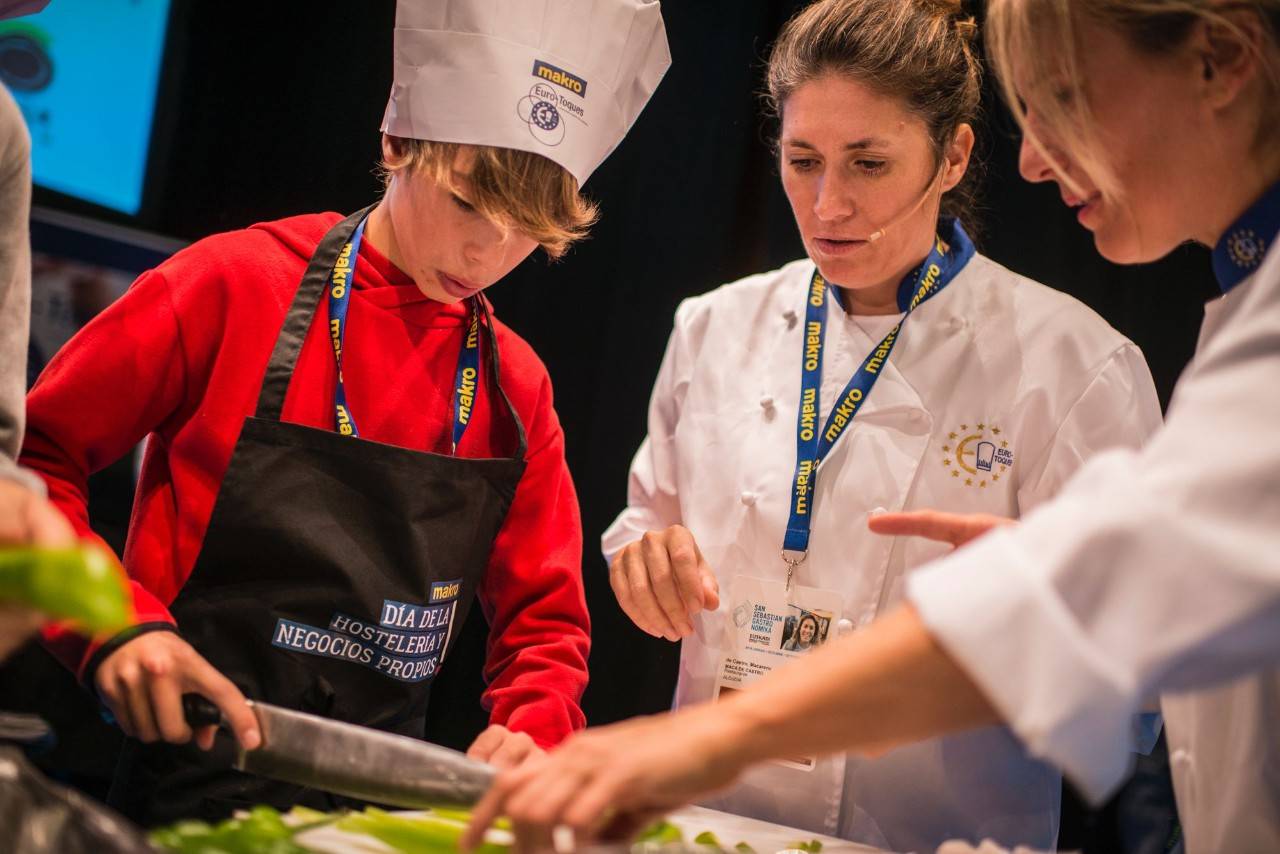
[940,422,1013,489]
[517,79,587,147]
[1227,227,1266,271]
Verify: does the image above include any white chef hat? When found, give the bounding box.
[381,0,671,187]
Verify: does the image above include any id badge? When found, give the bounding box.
[713,576,845,771]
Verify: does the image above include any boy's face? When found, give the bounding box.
[379,145,539,304]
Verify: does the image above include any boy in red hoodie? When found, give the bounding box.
[20,0,670,824]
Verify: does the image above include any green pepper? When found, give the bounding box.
[635,819,684,845]
[283,805,329,823]
[427,805,512,831]
[338,807,508,854]
[693,830,722,847]
[148,808,311,854]
[733,842,756,854]
[0,544,131,633]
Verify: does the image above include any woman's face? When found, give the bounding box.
[799,618,816,644]
[1017,18,1209,263]
[779,74,972,292]
[382,144,540,303]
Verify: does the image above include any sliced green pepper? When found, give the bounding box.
[635,819,684,845]
[338,807,508,854]
[149,807,310,854]
[0,545,131,633]
[426,805,512,831]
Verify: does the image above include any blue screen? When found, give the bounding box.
[3,0,171,215]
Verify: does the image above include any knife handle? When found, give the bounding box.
[182,693,223,728]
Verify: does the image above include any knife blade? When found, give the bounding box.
[183,694,495,808]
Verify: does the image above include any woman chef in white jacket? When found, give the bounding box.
[597,1,1160,851]
[464,1,1280,852]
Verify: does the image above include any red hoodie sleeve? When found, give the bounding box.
[477,365,590,747]
[22,268,186,676]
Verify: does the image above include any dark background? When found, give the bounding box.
[10,0,1210,848]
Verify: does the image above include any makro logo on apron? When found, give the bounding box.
[270,579,463,683]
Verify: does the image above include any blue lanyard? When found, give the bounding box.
[326,216,481,450]
[783,220,975,582]
[327,219,365,437]
[452,303,481,452]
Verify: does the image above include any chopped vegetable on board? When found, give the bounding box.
[148,805,311,854]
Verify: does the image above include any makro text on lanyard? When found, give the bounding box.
[327,216,482,451]
[783,222,975,588]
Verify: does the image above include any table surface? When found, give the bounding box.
[667,804,887,853]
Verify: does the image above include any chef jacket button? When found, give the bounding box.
[760,394,775,411]
[782,309,798,328]
[740,491,757,506]
[870,506,887,516]
[949,316,968,333]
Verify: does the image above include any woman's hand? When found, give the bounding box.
[0,478,76,661]
[94,630,261,751]
[609,525,719,640]
[462,706,748,850]
[0,477,76,547]
[467,724,542,770]
[868,509,1014,549]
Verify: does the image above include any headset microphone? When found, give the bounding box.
[865,163,947,243]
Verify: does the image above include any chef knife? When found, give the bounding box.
[184,694,495,808]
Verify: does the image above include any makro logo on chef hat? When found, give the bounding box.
[517,58,589,147]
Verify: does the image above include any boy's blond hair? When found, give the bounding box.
[382,136,599,260]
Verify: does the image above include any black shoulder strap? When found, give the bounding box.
[474,296,529,460]
[255,206,375,421]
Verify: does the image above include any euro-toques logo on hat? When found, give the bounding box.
[381,0,670,186]
[517,60,591,147]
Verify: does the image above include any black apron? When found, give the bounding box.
[108,208,528,825]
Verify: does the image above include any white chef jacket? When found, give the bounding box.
[906,240,1280,854]
[603,252,1162,853]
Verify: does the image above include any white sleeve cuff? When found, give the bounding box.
[905,529,1137,801]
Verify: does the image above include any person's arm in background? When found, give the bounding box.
[600,299,718,642]
[0,84,34,480]
[468,360,590,769]
[0,80,75,661]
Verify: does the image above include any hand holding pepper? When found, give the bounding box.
[0,477,75,660]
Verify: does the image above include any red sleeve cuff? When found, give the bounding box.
[40,579,176,680]
[487,678,587,748]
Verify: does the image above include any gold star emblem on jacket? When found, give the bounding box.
[942,422,1013,489]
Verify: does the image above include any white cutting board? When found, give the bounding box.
[295,805,888,853]
[668,805,885,853]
